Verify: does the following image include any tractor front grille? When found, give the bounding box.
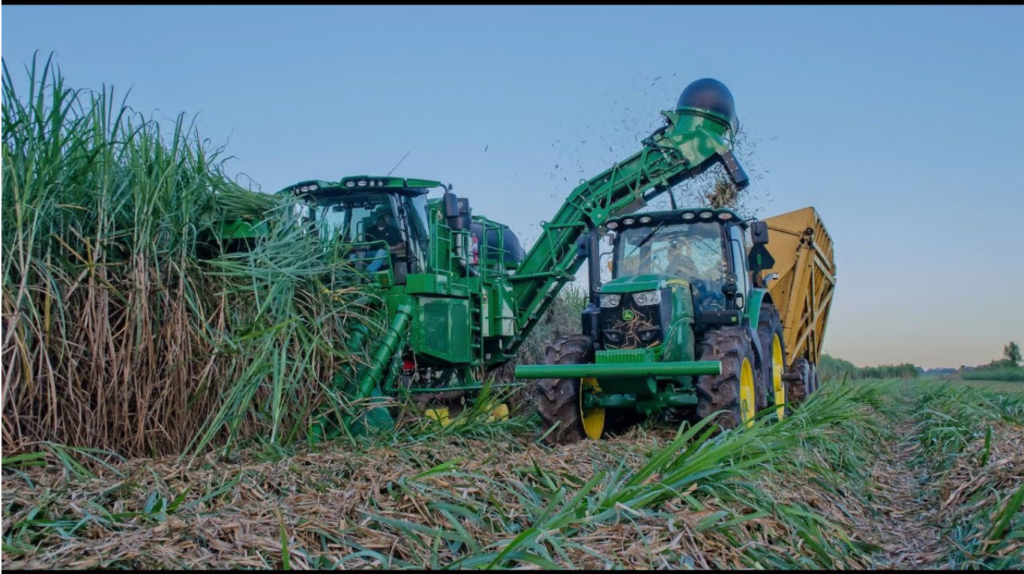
[596,349,653,364]
[600,294,664,350]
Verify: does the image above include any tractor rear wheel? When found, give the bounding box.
[534,335,604,445]
[695,328,761,430]
[786,357,813,406]
[756,303,787,420]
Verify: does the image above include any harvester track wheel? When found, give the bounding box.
[786,357,812,406]
[534,335,602,445]
[696,328,761,430]
[756,303,787,420]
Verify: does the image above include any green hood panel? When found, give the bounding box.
[601,274,679,294]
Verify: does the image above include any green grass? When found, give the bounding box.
[955,379,1024,395]
[901,381,1024,568]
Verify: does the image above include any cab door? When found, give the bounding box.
[728,225,752,301]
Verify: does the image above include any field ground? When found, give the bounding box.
[3,378,1023,570]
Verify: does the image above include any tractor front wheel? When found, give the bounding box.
[756,303,788,420]
[695,328,761,430]
[534,335,605,445]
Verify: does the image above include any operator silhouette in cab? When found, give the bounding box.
[365,207,405,273]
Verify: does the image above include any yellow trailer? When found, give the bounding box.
[761,207,836,402]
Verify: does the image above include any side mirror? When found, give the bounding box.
[750,221,769,245]
[748,244,775,275]
[443,192,460,218]
[457,197,472,230]
[443,192,464,230]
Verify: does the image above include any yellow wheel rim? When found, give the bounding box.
[740,358,756,428]
[489,403,509,421]
[425,408,451,427]
[772,334,785,420]
[580,377,605,440]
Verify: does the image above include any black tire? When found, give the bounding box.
[535,335,593,445]
[695,327,761,430]
[755,303,787,415]
[605,408,645,436]
[786,357,812,406]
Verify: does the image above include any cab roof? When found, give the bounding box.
[605,207,746,230]
[279,176,446,198]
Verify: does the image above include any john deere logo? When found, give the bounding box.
[622,309,636,321]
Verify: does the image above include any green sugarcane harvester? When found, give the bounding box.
[211,78,833,443]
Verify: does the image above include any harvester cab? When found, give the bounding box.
[284,176,443,285]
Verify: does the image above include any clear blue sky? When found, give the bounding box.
[4,6,1023,369]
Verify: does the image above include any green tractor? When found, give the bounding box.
[210,78,756,441]
[515,207,788,443]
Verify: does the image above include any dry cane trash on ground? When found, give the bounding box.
[3,380,1023,570]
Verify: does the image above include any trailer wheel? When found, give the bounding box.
[786,357,812,406]
[534,335,603,445]
[695,328,760,430]
[756,303,787,419]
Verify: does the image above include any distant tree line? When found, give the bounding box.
[818,341,1024,383]
[817,354,919,381]
[960,342,1023,382]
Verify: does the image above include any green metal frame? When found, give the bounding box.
[507,109,743,358]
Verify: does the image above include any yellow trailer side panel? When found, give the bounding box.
[761,207,836,367]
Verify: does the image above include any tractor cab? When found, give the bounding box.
[598,208,766,349]
[283,176,445,284]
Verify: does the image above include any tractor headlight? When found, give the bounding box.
[600,294,621,308]
[639,328,659,342]
[632,290,661,306]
